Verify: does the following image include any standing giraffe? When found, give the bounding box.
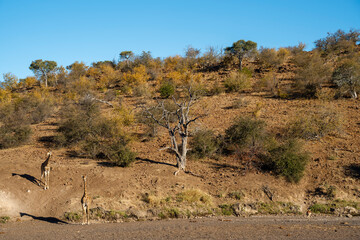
[40,152,52,190]
[306,209,312,218]
[81,175,91,225]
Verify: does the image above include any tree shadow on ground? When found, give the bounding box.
[12,173,40,186]
[20,213,68,224]
[64,150,88,159]
[96,161,116,167]
[209,162,240,171]
[344,164,360,179]
[135,157,176,167]
[38,135,56,148]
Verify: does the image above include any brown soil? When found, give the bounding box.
[0,89,360,224]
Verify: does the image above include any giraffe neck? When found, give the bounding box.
[83,179,87,196]
[44,154,51,166]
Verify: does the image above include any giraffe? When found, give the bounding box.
[306,209,312,218]
[40,152,52,190]
[81,175,91,225]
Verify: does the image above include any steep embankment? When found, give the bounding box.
[1,90,359,222]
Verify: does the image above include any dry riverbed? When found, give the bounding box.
[1,216,360,240]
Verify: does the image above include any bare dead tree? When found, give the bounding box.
[143,87,204,175]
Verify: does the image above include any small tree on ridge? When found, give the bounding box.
[29,59,57,88]
[225,40,257,70]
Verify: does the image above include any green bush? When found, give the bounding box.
[16,95,55,124]
[224,72,251,92]
[0,125,31,149]
[166,208,181,218]
[263,139,309,183]
[292,51,332,98]
[0,103,32,149]
[239,67,253,78]
[257,202,300,214]
[104,143,136,167]
[0,93,54,150]
[56,99,135,167]
[309,200,360,214]
[219,204,234,216]
[257,47,286,69]
[315,29,360,56]
[159,81,175,98]
[56,104,98,146]
[0,216,10,223]
[190,129,218,159]
[228,191,245,200]
[332,58,360,99]
[225,116,266,149]
[64,212,81,222]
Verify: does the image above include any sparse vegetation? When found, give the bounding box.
[315,29,360,56]
[64,208,129,222]
[56,97,135,166]
[0,216,10,223]
[219,204,234,215]
[225,116,266,150]
[286,106,342,140]
[262,139,309,183]
[159,81,175,98]
[293,51,332,98]
[64,212,81,222]
[0,103,32,149]
[189,129,218,159]
[309,200,360,214]
[257,71,279,97]
[176,189,212,205]
[257,47,288,69]
[2,29,360,223]
[228,191,245,200]
[257,202,300,215]
[332,57,360,98]
[224,72,252,92]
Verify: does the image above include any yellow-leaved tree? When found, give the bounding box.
[121,65,150,93]
[87,64,118,89]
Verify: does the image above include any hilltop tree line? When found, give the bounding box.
[0,29,359,181]
[2,29,359,100]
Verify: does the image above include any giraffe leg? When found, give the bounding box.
[86,205,90,225]
[43,172,47,190]
[82,205,86,225]
[40,172,44,187]
[47,170,50,190]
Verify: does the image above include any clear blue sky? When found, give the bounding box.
[0,0,359,79]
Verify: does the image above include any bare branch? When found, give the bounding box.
[186,114,207,127]
[84,94,114,108]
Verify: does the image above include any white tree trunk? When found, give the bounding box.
[350,90,358,99]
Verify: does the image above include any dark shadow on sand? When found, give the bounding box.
[135,157,176,167]
[344,164,360,179]
[96,157,176,168]
[12,173,40,186]
[20,213,68,224]
[209,162,240,171]
[38,135,56,148]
